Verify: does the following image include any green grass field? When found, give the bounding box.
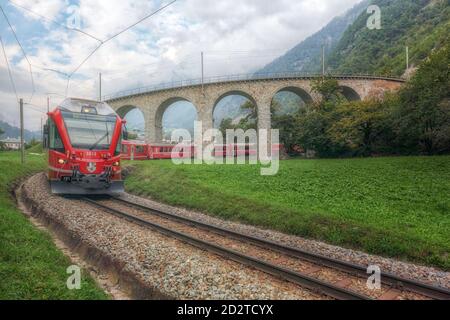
[125,156,450,270]
[0,151,108,300]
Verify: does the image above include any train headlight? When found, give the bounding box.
[58,159,66,165]
[113,161,120,167]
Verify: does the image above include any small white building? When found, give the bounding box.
[0,137,22,150]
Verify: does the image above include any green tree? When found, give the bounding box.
[218,101,257,139]
[329,98,390,156]
[218,118,234,138]
[295,78,347,157]
[394,43,450,154]
[272,114,300,154]
[311,78,345,108]
[238,100,257,131]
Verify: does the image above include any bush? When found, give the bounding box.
[393,43,450,154]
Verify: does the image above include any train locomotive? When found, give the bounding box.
[44,98,125,195]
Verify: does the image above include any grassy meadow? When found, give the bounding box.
[0,151,107,299]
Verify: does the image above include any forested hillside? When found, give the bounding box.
[260,0,449,77]
[0,120,40,142]
[327,0,449,76]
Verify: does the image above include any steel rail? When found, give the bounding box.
[83,197,370,300]
[111,196,450,300]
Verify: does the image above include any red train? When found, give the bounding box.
[121,140,195,160]
[44,98,125,195]
[121,141,282,160]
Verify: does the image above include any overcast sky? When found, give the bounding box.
[0,0,363,131]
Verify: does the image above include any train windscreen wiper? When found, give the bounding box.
[89,131,109,150]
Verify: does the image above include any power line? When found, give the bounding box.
[69,44,102,77]
[70,0,177,77]
[2,0,177,99]
[102,58,198,81]
[37,66,70,78]
[0,4,35,102]
[24,103,47,114]
[7,0,103,43]
[66,0,177,95]
[103,0,177,44]
[0,34,18,103]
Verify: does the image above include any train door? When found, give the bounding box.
[46,119,66,180]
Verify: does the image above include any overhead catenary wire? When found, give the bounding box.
[101,53,198,79]
[1,0,178,98]
[24,103,47,114]
[100,51,282,88]
[65,0,177,96]
[101,58,199,82]
[102,0,177,45]
[0,4,35,102]
[0,34,19,103]
[6,0,103,43]
[68,0,178,77]
[101,52,282,80]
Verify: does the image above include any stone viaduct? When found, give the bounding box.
[105,74,404,143]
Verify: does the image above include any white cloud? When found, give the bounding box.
[10,0,66,22]
[0,0,363,131]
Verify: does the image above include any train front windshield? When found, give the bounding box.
[62,111,117,150]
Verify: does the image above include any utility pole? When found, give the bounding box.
[99,72,102,101]
[19,98,24,164]
[406,46,409,70]
[47,96,50,113]
[201,52,204,95]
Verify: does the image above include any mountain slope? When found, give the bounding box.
[0,121,40,142]
[327,0,450,76]
[256,0,369,74]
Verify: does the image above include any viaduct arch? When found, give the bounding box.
[106,75,404,144]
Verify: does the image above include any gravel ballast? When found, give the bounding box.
[122,190,450,290]
[19,173,326,300]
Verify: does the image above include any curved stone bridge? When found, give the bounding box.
[106,74,404,143]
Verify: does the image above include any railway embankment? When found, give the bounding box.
[16,173,450,300]
[18,173,326,300]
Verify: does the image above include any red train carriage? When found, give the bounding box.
[121,140,149,160]
[213,143,258,157]
[44,98,125,195]
[121,141,195,160]
[121,141,282,160]
[149,144,195,159]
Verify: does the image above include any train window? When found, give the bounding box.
[60,98,116,116]
[136,146,145,153]
[49,119,65,153]
[61,111,116,150]
[43,124,49,149]
[122,145,129,153]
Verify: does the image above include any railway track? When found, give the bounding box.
[82,196,450,301]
